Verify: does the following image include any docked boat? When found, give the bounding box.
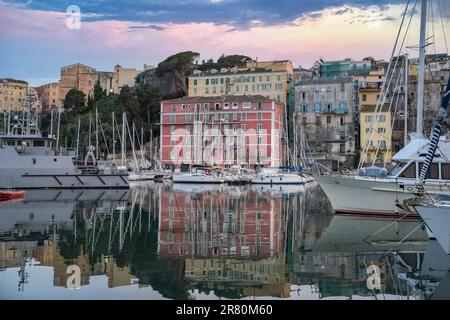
[406,198,450,254]
[315,1,450,217]
[173,165,224,184]
[251,167,305,185]
[315,138,450,216]
[128,170,155,181]
[0,114,129,189]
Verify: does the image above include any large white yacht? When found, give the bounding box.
[315,0,450,217]
[0,114,129,189]
[316,137,450,216]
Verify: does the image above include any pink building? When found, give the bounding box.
[160,95,286,170]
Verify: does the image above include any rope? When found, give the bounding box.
[359,0,415,168]
[437,0,449,54]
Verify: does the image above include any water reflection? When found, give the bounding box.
[0,183,448,300]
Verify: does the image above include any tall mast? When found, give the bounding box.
[112,112,116,165]
[404,54,409,146]
[416,0,427,136]
[76,118,80,159]
[122,112,126,167]
[56,111,61,151]
[49,109,54,148]
[95,108,99,159]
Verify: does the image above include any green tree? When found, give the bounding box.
[156,51,200,95]
[93,80,106,101]
[64,89,86,114]
[135,84,162,133]
[217,54,252,68]
[118,85,140,123]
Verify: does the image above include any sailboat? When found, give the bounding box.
[314,0,450,217]
[251,104,310,185]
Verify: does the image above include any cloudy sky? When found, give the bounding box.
[0,0,449,86]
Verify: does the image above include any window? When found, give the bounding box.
[418,163,439,179]
[400,162,416,178]
[243,101,251,108]
[316,116,321,126]
[301,104,308,113]
[257,112,263,120]
[379,140,386,149]
[215,103,221,110]
[442,164,450,179]
[365,115,373,123]
[223,102,230,109]
[194,79,197,86]
[327,116,331,124]
[277,74,281,81]
[379,115,386,122]
[169,115,176,123]
[256,124,263,133]
[232,102,238,109]
[378,127,386,134]
[366,128,370,133]
[362,94,367,102]
[340,117,344,126]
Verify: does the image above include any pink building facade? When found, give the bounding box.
[160,95,286,169]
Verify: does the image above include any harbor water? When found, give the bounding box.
[0,182,448,300]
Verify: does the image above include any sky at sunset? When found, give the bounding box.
[0,0,449,86]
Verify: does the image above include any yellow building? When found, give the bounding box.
[0,78,28,112]
[355,69,393,164]
[360,104,392,165]
[114,64,138,92]
[37,82,62,112]
[59,63,139,103]
[184,255,290,297]
[188,60,293,105]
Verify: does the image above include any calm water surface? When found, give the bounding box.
[1,182,449,300]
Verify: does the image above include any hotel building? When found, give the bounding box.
[160,95,286,170]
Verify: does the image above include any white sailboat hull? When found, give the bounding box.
[414,204,450,254]
[173,173,224,184]
[314,173,432,216]
[251,174,305,185]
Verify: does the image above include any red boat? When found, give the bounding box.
[0,190,26,201]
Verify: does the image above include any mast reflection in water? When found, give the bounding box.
[0,183,448,300]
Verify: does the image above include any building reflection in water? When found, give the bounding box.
[0,183,448,299]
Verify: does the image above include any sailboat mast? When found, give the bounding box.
[56,111,61,151]
[95,108,99,159]
[76,118,81,159]
[416,0,427,136]
[112,112,116,165]
[404,54,409,146]
[122,112,126,167]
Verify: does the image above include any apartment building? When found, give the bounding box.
[160,95,286,170]
[188,60,293,105]
[0,78,28,112]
